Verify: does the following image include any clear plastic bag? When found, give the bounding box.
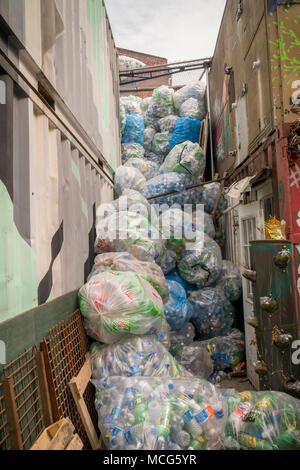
[150,86,175,118]
[114,166,146,197]
[92,375,227,450]
[143,173,190,209]
[174,82,206,111]
[121,113,145,146]
[163,280,194,331]
[178,235,222,288]
[188,286,234,339]
[144,105,160,131]
[160,141,205,180]
[79,271,164,344]
[121,143,145,163]
[88,252,169,303]
[174,342,214,379]
[217,260,242,302]
[120,102,126,135]
[144,152,165,166]
[151,132,171,157]
[158,115,179,133]
[196,329,245,371]
[120,95,142,115]
[156,246,178,275]
[144,127,156,153]
[119,56,145,71]
[198,182,228,216]
[94,211,164,262]
[179,97,206,121]
[90,335,188,380]
[124,158,160,181]
[169,323,195,356]
[170,117,201,150]
[140,97,152,115]
[224,390,300,450]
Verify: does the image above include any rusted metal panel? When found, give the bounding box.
[250,240,299,393]
[209,0,300,174]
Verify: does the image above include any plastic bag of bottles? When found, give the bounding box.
[143,173,190,209]
[119,56,145,71]
[144,105,160,131]
[92,375,227,450]
[114,166,146,197]
[154,318,171,350]
[163,280,194,331]
[174,342,214,379]
[203,212,216,239]
[121,143,145,163]
[178,235,222,288]
[170,117,201,150]
[140,97,152,115]
[198,182,228,216]
[169,323,195,356]
[166,270,196,295]
[121,113,145,146]
[160,141,205,180]
[94,211,164,262]
[150,85,175,118]
[144,152,164,166]
[120,102,126,135]
[189,286,234,339]
[120,95,142,115]
[88,252,169,303]
[151,132,171,157]
[156,246,178,275]
[124,158,159,181]
[79,271,164,344]
[159,115,179,134]
[196,329,245,371]
[173,81,206,111]
[90,336,188,380]
[223,390,300,450]
[217,260,242,302]
[144,127,156,153]
[179,98,206,121]
[159,207,187,253]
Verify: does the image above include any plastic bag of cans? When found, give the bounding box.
[159,115,179,133]
[121,143,145,163]
[151,132,171,157]
[169,323,195,356]
[114,166,146,197]
[92,375,227,450]
[174,342,214,379]
[144,127,156,153]
[160,141,205,180]
[78,271,164,344]
[178,235,222,288]
[150,85,175,118]
[179,97,206,121]
[94,211,164,262]
[143,173,190,209]
[170,117,201,150]
[189,286,234,339]
[163,280,194,331]
[121,113,145,146]
[223,390,300,450]
[88,252,169,303]
[217,260,242,302]
[90,335,188,380]
[196,329,245,371]
[173,82,206,111]
[124,158,160,181]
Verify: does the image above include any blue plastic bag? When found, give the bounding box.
[164,280,194,331]
[170,117,201,150]
[122,113,145,146]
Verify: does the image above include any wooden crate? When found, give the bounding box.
[31,418,83,450]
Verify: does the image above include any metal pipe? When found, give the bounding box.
[206,67,215,179]
[147,176,225,201]
[119,57,213,74]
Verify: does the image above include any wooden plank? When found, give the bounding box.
[65,434,84,450]
[31,418,76,450]
[2,377,23,449]
[203,115,209,158]
[70,353,92,397]
[35,351,53,427]
[69,379,100,450]
[212,171,227,224]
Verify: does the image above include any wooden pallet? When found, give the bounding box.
[30,417,83,450]
[69,353,103,450]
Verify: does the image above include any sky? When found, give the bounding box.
[105,0,227,63]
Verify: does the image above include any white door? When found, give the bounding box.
[238,181,273,389]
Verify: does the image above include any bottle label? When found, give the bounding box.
[233,402,252,416]
[195,406,215,424]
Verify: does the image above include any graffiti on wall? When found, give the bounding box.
[214,78,231,162]
[268,0,294,14]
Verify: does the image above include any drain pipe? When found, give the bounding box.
[206,66,215,179]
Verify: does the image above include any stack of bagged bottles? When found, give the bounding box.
[77,79,300,450]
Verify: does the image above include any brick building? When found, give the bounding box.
[118,47,171,98]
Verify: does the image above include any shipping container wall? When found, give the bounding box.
[209,0,300,175]
[0,0,119,322]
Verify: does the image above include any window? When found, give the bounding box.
[242,217,257,299]
[263,195,273,222]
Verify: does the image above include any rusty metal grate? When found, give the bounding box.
[1,346,48,449]
[41,310,98,449]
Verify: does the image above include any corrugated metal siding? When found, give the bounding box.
[0,1,118,322]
